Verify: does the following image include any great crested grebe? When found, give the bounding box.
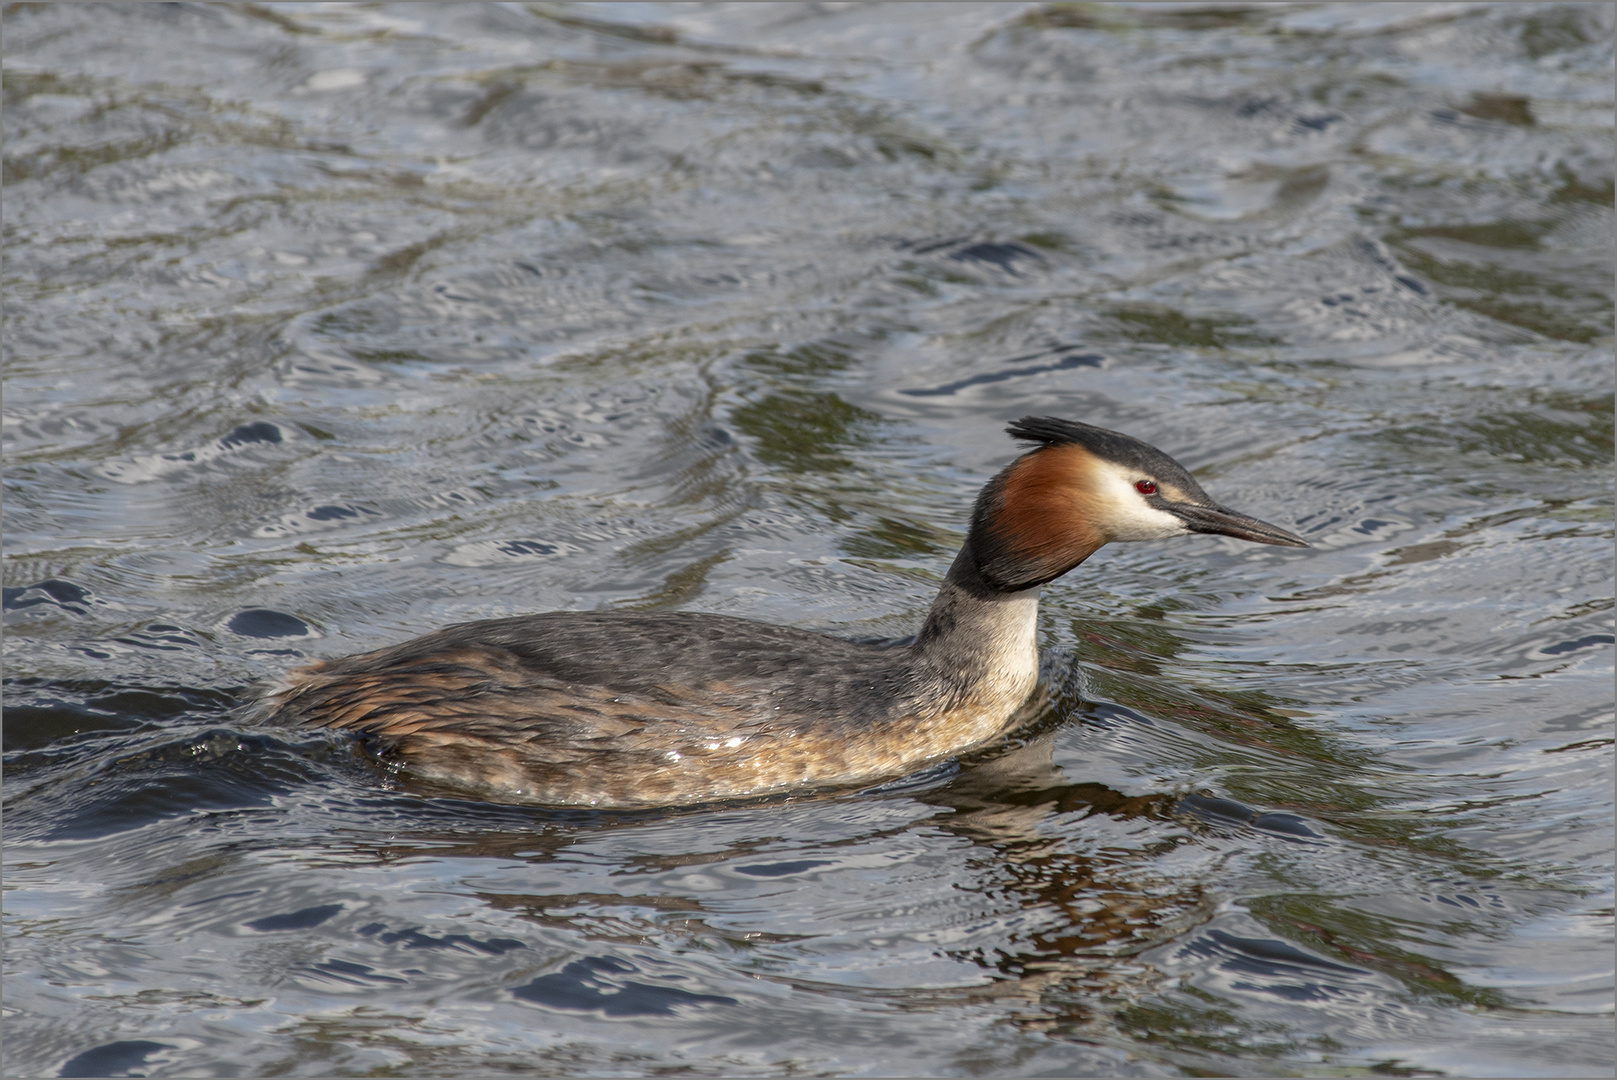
[262,417,1307,807]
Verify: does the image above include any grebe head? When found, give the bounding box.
[969,416,1309,590]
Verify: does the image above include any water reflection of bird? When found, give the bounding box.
[261,417,1307,807]
[920,729,1215,981]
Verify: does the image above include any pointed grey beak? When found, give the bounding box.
[1169,503,1310,548]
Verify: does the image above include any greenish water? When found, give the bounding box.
[4,3,1612,1076]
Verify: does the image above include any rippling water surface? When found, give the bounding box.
[4,3,1613,1076]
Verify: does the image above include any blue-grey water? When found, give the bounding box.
[4,3,1612,1076]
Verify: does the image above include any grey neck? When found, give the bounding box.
[910,542,1043,705]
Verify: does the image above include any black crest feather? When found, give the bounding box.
[1004,416,1214,504]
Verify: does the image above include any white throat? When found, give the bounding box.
[1091,460,1191,542]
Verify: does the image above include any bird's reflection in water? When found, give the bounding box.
[920,716,1212,1012]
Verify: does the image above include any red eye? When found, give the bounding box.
[1135,480,1157,495]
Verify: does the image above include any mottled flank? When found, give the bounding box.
[263,418,1303,806]
[266,588,1042,807]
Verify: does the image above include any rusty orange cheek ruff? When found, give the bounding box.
[985,445,1110,585]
